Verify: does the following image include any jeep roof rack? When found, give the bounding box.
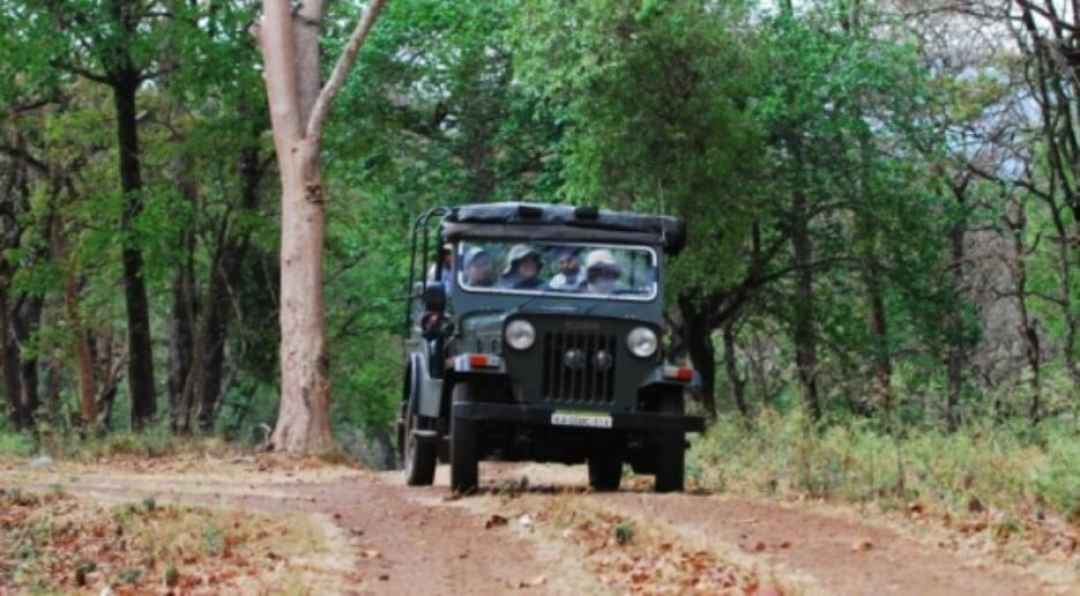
[441,202,687,255]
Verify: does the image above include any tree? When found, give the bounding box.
[257,0,387,454]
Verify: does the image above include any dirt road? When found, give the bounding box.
[3,458,1076,595]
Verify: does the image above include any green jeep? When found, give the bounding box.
[398,202,704,493]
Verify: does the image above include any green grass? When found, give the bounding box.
[2,419,238,464]
[0,430,35,458]
[689,408,1080,521]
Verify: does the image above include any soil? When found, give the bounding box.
[3,458,1077,595]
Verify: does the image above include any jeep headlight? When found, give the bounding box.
[627,327,658,358]
[505,320,536,351]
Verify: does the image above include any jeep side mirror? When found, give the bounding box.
[422,282,446,313]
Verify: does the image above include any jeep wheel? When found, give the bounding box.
[654,393,686,493]
[450,383,479,493]
[588,451,622,491]
[403,407,436,486]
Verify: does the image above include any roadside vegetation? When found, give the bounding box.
[691,407,1080,525]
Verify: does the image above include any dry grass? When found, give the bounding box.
[0,487,351,595]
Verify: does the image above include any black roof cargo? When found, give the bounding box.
[441,202,687,255]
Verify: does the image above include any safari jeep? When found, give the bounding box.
[398,203,704,493]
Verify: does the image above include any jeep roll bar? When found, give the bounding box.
[404,206,452,336]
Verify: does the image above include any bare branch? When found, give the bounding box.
[0,144,49,175]
[52,60,112,85]
[304,0,388,141]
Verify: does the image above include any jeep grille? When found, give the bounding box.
[541,332,617,403]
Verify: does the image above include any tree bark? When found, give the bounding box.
[258,0,386,454]
[169,243,196,431]
[0,288,24,429]
[945,213,965,432]
[687,318,717,418]
[12,295,42,428]
[53,216,97,428]
[722,317,749,419]
[169,157,198,433]
[865,259,892,412]
[112,66,157,429]
[792,186,822,421]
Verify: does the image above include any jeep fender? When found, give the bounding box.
[409,351,444,419]
[638,366,702,393]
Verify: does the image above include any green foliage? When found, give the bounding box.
[691,407,1080,518]
[1033,434,1080,518]
[514,0,763,292]
[0,430,35,458]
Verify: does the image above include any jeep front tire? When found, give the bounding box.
[588,450,622,491]
[450,383,479,493]
[654,392,686,493]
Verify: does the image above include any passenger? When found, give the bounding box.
[499,244,545,290]
[547,246,586,291]
[582,249,622,295]
[427,243,453,287]
[463,247,495,287]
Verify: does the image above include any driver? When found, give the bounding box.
[463,247,495,287]
[582,249,622,295]
[499,244,545,289]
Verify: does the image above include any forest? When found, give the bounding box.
[1,0,1079,519]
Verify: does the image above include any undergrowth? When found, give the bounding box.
[689,408,1080,522]
[0,419,237,463]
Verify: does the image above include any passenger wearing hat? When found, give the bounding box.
[463,246,495,287]
[583,249,622,295]
[499,244,545,289]
[547,246,586,292]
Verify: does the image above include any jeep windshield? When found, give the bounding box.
[456,240,658,301]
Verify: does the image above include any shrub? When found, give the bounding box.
[0,431,35,458]
[689,407,1080,519]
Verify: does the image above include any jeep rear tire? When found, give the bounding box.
[403,405,436,486]
[654,393,686,493]
[450,383,479,493]
[588,451,622,491]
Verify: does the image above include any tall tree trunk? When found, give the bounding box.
[12,295,42,427]
[262,0,332,453]
[722,317,749,419]
[272,137,333,452]
[1005,202,1041,423]
[865,259,892,412]
[169,247,196,431]
[197,147,264,432]
[0,288,24,429]
[53,215,97,428]
[258,0,386,453]
[112,67,157,429]
[169,157,198,433]
[679,294,717,419]
[945,207,966,432]
[68,274,97,427]
[792,186,822,421]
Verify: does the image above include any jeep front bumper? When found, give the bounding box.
[452,402,705,433]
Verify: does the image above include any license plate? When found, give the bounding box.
[551,411,613,429]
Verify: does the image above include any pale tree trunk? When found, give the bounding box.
[258,0,387,454]
[52,216,97,427]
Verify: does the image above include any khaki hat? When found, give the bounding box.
[585,249,622,276]
[502,244,543,275]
